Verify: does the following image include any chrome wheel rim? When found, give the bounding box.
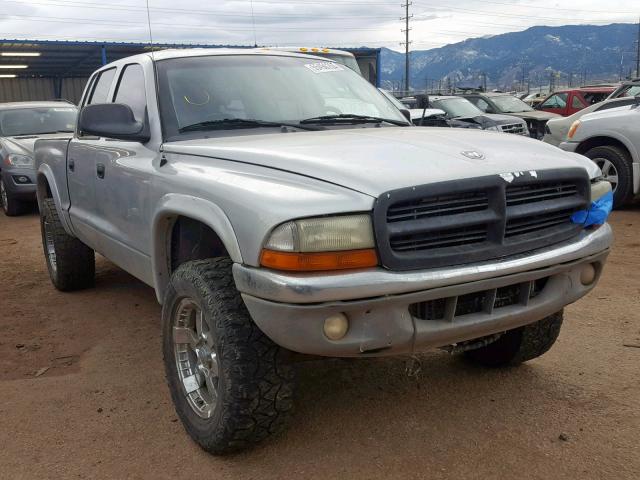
[0,179,7,212]
[43,219,57,273]
[173,298,219,419]
[594,158,619,193]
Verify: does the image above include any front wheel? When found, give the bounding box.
[584,145,634,208]
[162,258,295,455]
[464,311,563,367]
[1,176,27,216]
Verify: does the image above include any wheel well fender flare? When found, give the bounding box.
[576,133,638,163]
[36,165,74,235]
[151,194,243,303]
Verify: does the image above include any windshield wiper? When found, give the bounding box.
[300,114,410,126]
[178,118,319,133]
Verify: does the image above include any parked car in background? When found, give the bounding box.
[560,100,640,207]
[537,87,616,117]
[427,95,529,135]
[522,92,547,107]
[607,78,640,100]
[36,48,612,454]
[543,96,639,147]
[0,101,77,216]
[460,92,560,139]
[408,108,465,128]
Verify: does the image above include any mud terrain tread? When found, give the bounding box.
[162,258,295,455]
[464,311,563,367]
[40,198,95,291]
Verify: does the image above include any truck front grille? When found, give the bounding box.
[409,277,549,322]
[373,168,590,270]
[499,123,527,135]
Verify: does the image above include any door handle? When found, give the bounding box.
[68,159,75,172]
[96,163,105,179]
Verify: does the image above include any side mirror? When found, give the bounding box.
[79,103,150,143]
[400,108,411,122]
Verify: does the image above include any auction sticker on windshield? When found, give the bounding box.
[304,62,344,73]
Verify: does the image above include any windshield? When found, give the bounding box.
[615,85,640,98]
[156,55,406,140]
[379,89,407,111]
[0,106,76,136]
[491,95,534,113]
[432,98,483,118]
[318,53,361,74]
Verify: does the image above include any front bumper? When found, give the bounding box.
[234,225,612,357]
[1,169,36,200]
[559,141,578,153]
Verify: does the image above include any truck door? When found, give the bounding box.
[91,63,157,285]
[538,93,568,116]
[67,67,117,250]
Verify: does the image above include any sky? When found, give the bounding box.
[0,0,638,51]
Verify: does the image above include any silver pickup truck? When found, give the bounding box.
[35,48,612,455]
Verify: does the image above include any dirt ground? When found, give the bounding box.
[0,208,638,480]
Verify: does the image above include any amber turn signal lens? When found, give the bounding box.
[260,249,378,272]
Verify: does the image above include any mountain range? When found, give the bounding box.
[379,23,638,91]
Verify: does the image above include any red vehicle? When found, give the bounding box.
[537,86,616,116]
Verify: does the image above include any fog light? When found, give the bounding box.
[323,313,349,341]
[580,263,597,286]
[13,175,30,184]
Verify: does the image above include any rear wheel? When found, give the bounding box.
[1,176,27,216]
[162,258,295,455]
[40,198,95,291]
[464,311,563,367]
[584,145,634,208]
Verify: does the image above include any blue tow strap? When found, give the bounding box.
[571,190,613,227]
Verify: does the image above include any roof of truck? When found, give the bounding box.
[105,48,322,66]
[0,101,77,110]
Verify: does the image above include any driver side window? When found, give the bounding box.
[541,93,567,109]
[113,64,147,122]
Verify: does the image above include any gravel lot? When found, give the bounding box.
[1,208,639,479]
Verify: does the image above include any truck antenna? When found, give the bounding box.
[146,0,155,55]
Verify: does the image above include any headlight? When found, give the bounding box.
[486,125,500,132]
[261,214,378,271]
[567,121,581,139]
[4,153,34,168]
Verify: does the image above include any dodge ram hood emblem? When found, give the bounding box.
[461,150,485,160]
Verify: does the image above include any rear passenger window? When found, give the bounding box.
[113,64,147,122]
[89,68,116,105]
[572,96,585,109]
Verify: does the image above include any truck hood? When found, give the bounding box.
[2,132,74,156]
[165,127,595,197]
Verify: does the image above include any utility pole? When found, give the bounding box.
[636,17,640,78]
[400,2,412,92]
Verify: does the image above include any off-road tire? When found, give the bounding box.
[162,258,295,455]
[1,176,27,216]
[584,145,634,208]
[39,198,95,291]
[464,311,563,367]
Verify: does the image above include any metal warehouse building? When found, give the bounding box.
[0,40,381,104]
